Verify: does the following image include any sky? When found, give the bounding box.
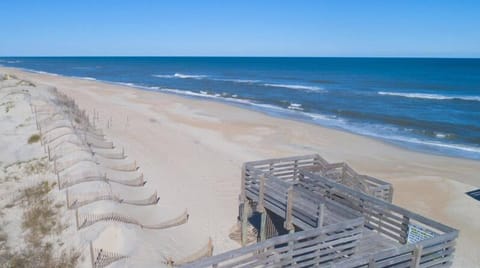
[0,1,479,57]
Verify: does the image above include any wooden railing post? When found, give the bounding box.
[284,186,296,265]
[401,216,410,244]
[293,160,298,180]
[240,164,247,201]
[257,174,267,242]
[412,245,423,267]
[240,200,250,246]
[317,203,325,228]
[284,186,294,231]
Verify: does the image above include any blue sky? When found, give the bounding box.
[1,1,479,57]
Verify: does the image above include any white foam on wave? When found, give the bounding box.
[152,74,175,78]
[153,73,207,79]
[80,77,97,81]
[264,83,324,92]
[28,69,59,76]
[116,82,136,87]
[378,91,480,102]
[215,78,260,84]
[288,103,303,111]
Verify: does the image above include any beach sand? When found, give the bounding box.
[1,67,479,267]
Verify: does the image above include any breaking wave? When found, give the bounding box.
[378,91,480,102]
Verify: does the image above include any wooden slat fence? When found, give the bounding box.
[299,169,458,267]
[77,209,188,230]
[183,217,363,268]
[244,154,393,203]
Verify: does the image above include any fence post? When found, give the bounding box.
[66,189,70,208]
[90,241,95,268]
[75,208,80,230]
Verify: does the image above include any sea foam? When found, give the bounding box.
[264,83,324,92]
[378,91,480,102]
[153,73,207,79]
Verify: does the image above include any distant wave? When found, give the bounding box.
[378,91,480,102]
[264,83,324,92]
[153,73,259,84]
[288,103,304,111]
[116,82,137,87]
[153,73,207,79]
[3,60,21,64]
[27,69,59,76]
[153,74,324,92]
[215,78,260,84]
[79,77,97,81]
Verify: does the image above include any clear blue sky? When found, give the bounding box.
[1,0,479,57]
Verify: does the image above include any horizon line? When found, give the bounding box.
[1,55,480,59]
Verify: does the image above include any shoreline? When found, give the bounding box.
[2,66,480,266]
[4,65,480,162]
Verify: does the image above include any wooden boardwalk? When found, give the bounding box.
[186,154,458,267]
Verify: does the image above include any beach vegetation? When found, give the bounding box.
[0,181,80,267]
[1,101,15,113]
[27,133,41,144]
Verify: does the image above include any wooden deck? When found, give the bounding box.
[184,154,458,267]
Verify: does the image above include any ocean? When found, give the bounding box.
[1,57,479,160]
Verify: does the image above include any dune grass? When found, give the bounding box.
[27,134,41,144]
[1,181,80,267]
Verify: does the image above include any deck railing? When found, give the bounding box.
[244,154,393,202]
[182,217,364,268]
[239,154,458,267]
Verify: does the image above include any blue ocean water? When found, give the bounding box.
[1,57,479,159]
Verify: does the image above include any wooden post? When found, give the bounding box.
[89,241,95,268]
[412,245,423,267]
[240,164,246,201]
[293,160,298,180]
[75,208,80,230]
[57,173,61,189]
[241,200,250,246]
[47,145,51,161]
[34,106,39,130]
[401,216,410,244]
[284,186,294,231]
[285,186,295,266]
[317,203,325,228]
[368,257,376,268]
[66,189,70,209]
[257,175,266,242]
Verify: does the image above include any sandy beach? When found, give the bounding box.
[1,67,479,267]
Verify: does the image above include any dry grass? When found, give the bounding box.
[0,181,80,267]
[27,133,41,144]
[7,244,80,268]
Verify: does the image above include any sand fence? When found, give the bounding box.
[30,87,211,267]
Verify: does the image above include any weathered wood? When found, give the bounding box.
[283,186,294,231]
[240,200,250,247]
[317,203,325,228]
